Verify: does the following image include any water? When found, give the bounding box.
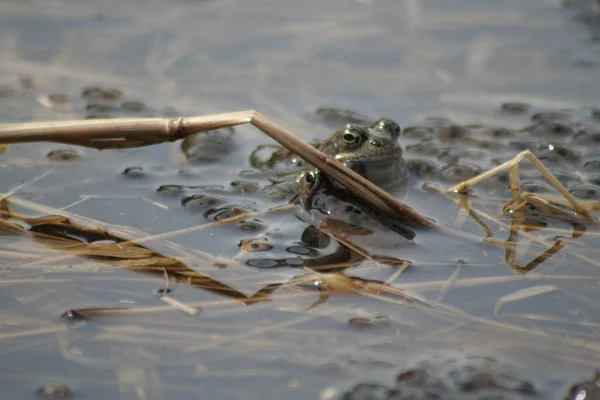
[1,0,600,399]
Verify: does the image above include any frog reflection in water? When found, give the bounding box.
[254,118,409,198]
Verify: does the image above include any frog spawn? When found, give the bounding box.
[161,115,414,272]
[235,224,359,270]
[157,183,261,222]
[157,105,600,274]
[4,102,599,398]
[82,86,149,119]
[338,355,591,400]
[286,106,600,282]
[41,85,178,171]
[341,361,600,400]
[396,107,600,203]
[435,108,599,229]
[94,103,600,276]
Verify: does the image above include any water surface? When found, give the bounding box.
[1,0,600,399]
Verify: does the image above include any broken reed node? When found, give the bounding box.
[0,110,596,229]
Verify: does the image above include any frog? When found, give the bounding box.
[318,117,408,188]
[298,168,416,242]
[251,117,409,195]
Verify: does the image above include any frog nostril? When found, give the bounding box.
[370,139,381,147]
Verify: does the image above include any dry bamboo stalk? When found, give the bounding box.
[0,111,436,228]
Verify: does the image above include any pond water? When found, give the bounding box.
[1,0,600,399]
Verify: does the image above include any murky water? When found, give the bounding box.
[1,0,600,399]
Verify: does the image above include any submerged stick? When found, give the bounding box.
[0,111,435,228]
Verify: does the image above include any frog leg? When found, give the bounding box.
[445,150,594,222]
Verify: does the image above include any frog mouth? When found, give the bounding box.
[343,153,403,166]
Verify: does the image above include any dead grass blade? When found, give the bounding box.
[445,150,594,222]
[425,182,600,273]
[435,259,463,302]
[493,285,558,315]
[0,198,281,305]
[288,271,464,320]
[0,169,54,203]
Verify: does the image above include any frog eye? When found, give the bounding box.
[377,118,401,138]
[342,129,361,146]
[239,238,273,252]
[304,171,320,189]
